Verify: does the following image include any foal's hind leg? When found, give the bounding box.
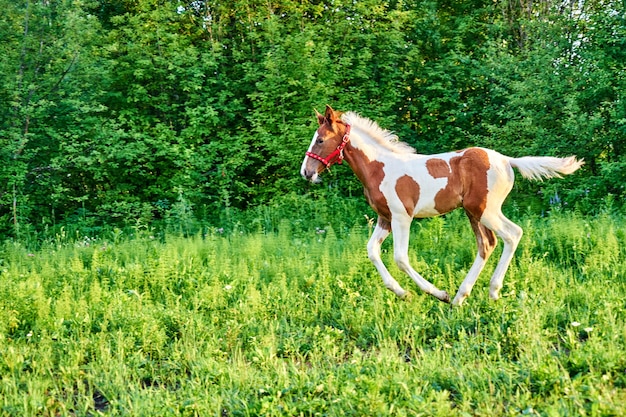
[391,216,450,302]
[367,217,408,298]
[451,213,497,306]
[481,212,523,300]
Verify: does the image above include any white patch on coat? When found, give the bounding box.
[300,132,320,182]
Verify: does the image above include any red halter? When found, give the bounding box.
[306,124,351,168]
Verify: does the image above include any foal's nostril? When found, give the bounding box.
[302,169,317,182]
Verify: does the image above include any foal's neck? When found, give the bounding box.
[343,141,391,219]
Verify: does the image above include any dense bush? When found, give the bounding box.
[1,0,624,238]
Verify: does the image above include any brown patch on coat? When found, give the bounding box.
[432,157,463,214]
[377,217,391,233]
[431,148,491,217]
[345,147,391,222]
[395,175,421,217]
[457,148,491,219]
[466,212,497,259]
[426,158,451,179]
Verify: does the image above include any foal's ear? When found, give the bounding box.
[324,104,339,125]
[315,108,325,126]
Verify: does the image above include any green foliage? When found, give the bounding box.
[0,0,625,236]
[1,212,625,415]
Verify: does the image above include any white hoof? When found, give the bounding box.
[451,293,468,307]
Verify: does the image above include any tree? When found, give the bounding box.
[0,0,106,235]
[0,0,624,237]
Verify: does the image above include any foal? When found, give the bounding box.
[301,106,583,306]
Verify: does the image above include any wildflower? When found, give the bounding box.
[571,321,581,327]
[584,327,593,333]
[224,285,233,291]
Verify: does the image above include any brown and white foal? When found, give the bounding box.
[301,106,583,306]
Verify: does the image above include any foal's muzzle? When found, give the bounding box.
[301,166,320,183]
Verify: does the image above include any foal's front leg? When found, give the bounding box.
[367,218,408,298]
[391,217,450,303]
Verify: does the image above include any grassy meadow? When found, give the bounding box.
[1,210,625,416]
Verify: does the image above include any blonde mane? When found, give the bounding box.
[342,112,416,155]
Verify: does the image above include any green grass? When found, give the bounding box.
[1,211,625,416]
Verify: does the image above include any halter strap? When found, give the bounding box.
[306,124,351,168]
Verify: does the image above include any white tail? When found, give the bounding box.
[508,156,584,181]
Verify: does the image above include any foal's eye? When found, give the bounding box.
[316,139,324,144]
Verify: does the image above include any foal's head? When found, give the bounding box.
[300,105,350,183]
